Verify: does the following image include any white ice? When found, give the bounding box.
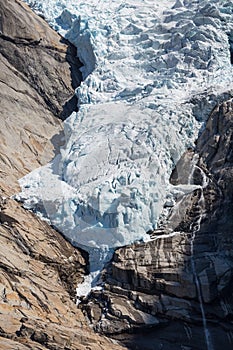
[19,0,233,296]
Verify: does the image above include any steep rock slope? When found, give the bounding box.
[0,0,82,195]
[80,98,233,350]
[0,1,124,349]
[0,198,124,350]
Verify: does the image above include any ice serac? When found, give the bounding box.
[19,1,233,256]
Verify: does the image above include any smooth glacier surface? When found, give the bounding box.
[19,1,233,259]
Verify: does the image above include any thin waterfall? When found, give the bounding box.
[190,189,214,350]
[187,154,209,189]
[188,154,199,185]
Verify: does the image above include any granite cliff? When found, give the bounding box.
[0,1,124,349]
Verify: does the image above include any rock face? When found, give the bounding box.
[0,198,125,350]
[0,0,82,196]
[80,99,233,349]
[0,1,124,349]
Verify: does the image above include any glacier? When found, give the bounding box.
[19,0,233,286]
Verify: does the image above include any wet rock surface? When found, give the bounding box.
[80,99,233,349]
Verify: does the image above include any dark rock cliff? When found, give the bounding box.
[80,99,233,350]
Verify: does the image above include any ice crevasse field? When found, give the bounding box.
[19,0,233,295]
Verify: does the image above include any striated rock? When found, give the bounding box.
[0,198,124,350]
[81,98,233,349]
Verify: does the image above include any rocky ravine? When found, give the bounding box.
[80,98,233,350]
[0,1,124,349]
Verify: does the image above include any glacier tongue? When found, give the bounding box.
[19,1,233,260]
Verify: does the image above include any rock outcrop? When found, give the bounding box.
[0,1,124,349]
[80,99,233,349]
